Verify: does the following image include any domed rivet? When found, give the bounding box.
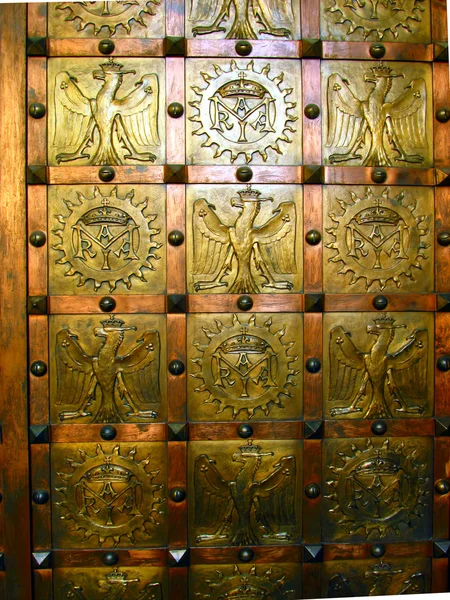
[98,166,115,182]
[436,108,450,123]
[98,39,115,55]
[235,40,252,56]
[168,102,184,118]
[29,230,46,247]
[371,544,386,558]
[99,296,116,312]
[168,230,185,246]
[30,360,47,377]
[305,230,321,245]
[304,103,320,120]
[32,490,49,505]
[371,419,388,435]
[102,552,119,566]
[306,358,321,373]
[236,167,253,183]
[237,295,253,311]
[438,232,450,247]
[100,425,117,441]
[238,548,254,562]
[305,483,321,499]
[369,43,386,59]
[373,295,388,310]
[28,102,46,119]
[169,487,186,502]
[435,480,450,495]
[371,168,387,184]
[169,360,185,376]
[237,424,253,439]
[437,356,450,372]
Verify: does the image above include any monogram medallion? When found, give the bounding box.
[48,57,165,166]
[52,443,167,548]
[323,186,434,293]
[187,59,301,165]
[50,314,166,423]
[323,437,432,542]
[188,313,302,421]
[324,313,433,419]
[322,61,432,168]
[187,184,302,294]
[49,185,165,295]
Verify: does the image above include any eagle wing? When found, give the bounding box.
[138,582,163,600]
[194,455,231,529]
[253,0,294,26]
[386,329,428,399]
[326,74,364,148]
[192,198,231,276]
[328,326,365,404]
[116,73,160,147]
[253,456,296,528]
[116,330,161,405]
[55,329,94,407]
[188,0,227,22]
[384,78,427,148]
[53,71,93,150]
[254,201,297,274]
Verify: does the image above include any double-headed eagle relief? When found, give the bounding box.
[49,57,164,166]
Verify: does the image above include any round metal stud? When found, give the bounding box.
[100,425,117,441]
[28,102,46,119]
[305,230,321,245]
[436,108,450,123]
[437,356,450,372]
[169,487,186,502]
[238,548,254,562]
[98,39,115,55]
[29,230,46,247]
[305,358,321,373]
[98,166,115,182]
[235,40,253,56]
[169,360,185,376]
[99,296,116,312]
[30,360,47,377]
[236,167,253,183]
[435,480,450,495]
[168,102,184,118]
[371,168,387,184]
[371,419,388,436]
[437,232,450,247]
[370,544,386,558]
[237,295,253,311]
[168,230,185,246]
[369,43,386,59]
[304,483,321,499]
[373,295,388,310]
[304,103,320,120]
[102,552,119,566]
[32,490,49,505]
[237,424,253,439]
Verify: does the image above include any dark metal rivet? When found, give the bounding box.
[438,232,450,247]
[373,295,388,310]
[30,360,47,377]
[29,230,46,247]
[28,102,46,119]
[168,230,185,246]
[32,490,49,505]
[238,548,254,562]
[0,492,2,503]
[98,39,115,55]
[437,356,450,372]
[102,552,119,566]
[305,230,321,245]
[305,483,321,499]
[237,295,253,311]
[100,425,117,441]
[436,108,450,123]
[237,424,253,439]
[371,168,387,183]
[371,544,386,558]
[98,166,115,182]
[168,102,184,118]
[236,167,253,182]
[99,296,116,312]
[235,40,252,56]
[169,360,185,376]
[372,419,388,435]
[369,43,386,59]
[304,103,320,120]
[169,487,186,502]
[435,480,450,495]
[306,358,321,373]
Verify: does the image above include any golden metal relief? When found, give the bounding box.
[49,185,165,295]
[52,442,167,548]
[187,59,301,165]
[187,313,302,420]
[48,57,165,166]
[322,61,432,168]
[187,184,302,294]
[324,313,433,419]
[50,314,166,423]
[323,186,434,293]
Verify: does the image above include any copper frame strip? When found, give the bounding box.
[433,438,450,539]
[168,441,187,547]
[186,40,301,58]
[189,422,303,441]
[300,0,320,38]
[48,166,165,185]
[50,424,167,443]
[167,314,187,422]
[432,558,450,592]
[27,186,47,297]
[52,549,167,568]
[324,294,437,312]
[169,568,188,600]
[436,313,450,415]
[303,313,323,420]
[324,418,435,438]
[167,184,186,294]
[323,542,433,561]
[48,295,166,314]
[31,444,51,551]
[166,58,186,165]
[27,57,47,166]
[187,166,303,184]
[190,545,302,564]
[324,167,436,186]
[322,42,434,61]
[29,315,49,425]
[166,0,184,37]
[432,0,448,42]
[303,185,322,292]
[27,2,47,37]
[434,63,450,168]
[188,294,304,312]
[303,564,322,599]
[33,571,52,600]
[436,189,450,293]
[302,61,321,166]
[48,39,165,57]
[303,439,322,544]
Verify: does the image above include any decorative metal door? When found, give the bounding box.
[0,0,450,598]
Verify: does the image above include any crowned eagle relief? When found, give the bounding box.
[61,569,163,600]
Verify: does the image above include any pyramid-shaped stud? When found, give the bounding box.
[304,421,323,439]
[305,294,324,313]
[434,541,450,558]
[438,295,450,312]
[302,39,322,58]
[169,549,190,567]
[303,544,323,563]
[27,36,47,56]
[304,166,323,184]
[0,554,4,571]
[168,423,188,441]
[436,418,450,436]
[28,296,48,315]
[27,166,47,185]
[434,43,448,62]
[164,165,186,183]
[164,37,186,56]
[29,425,49,444]
[436,169,450,186]
[167,295,187,314]
[32,552,52,569]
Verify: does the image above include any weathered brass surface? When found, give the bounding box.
[52,442,167,548]
[323,186,434,293]
[186,184,303,294]
[322,61,433,168]
[49,185,166,295]
[49,314,167,423]
[187,58,301,165]
[54,566,167,599]
[189,439,301,546]
[324,312,434,419]
[185,0,301,39]
[187,313,302,420]
[323,557,431,596]
[48,57,165,166]
[48,1,165,38]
